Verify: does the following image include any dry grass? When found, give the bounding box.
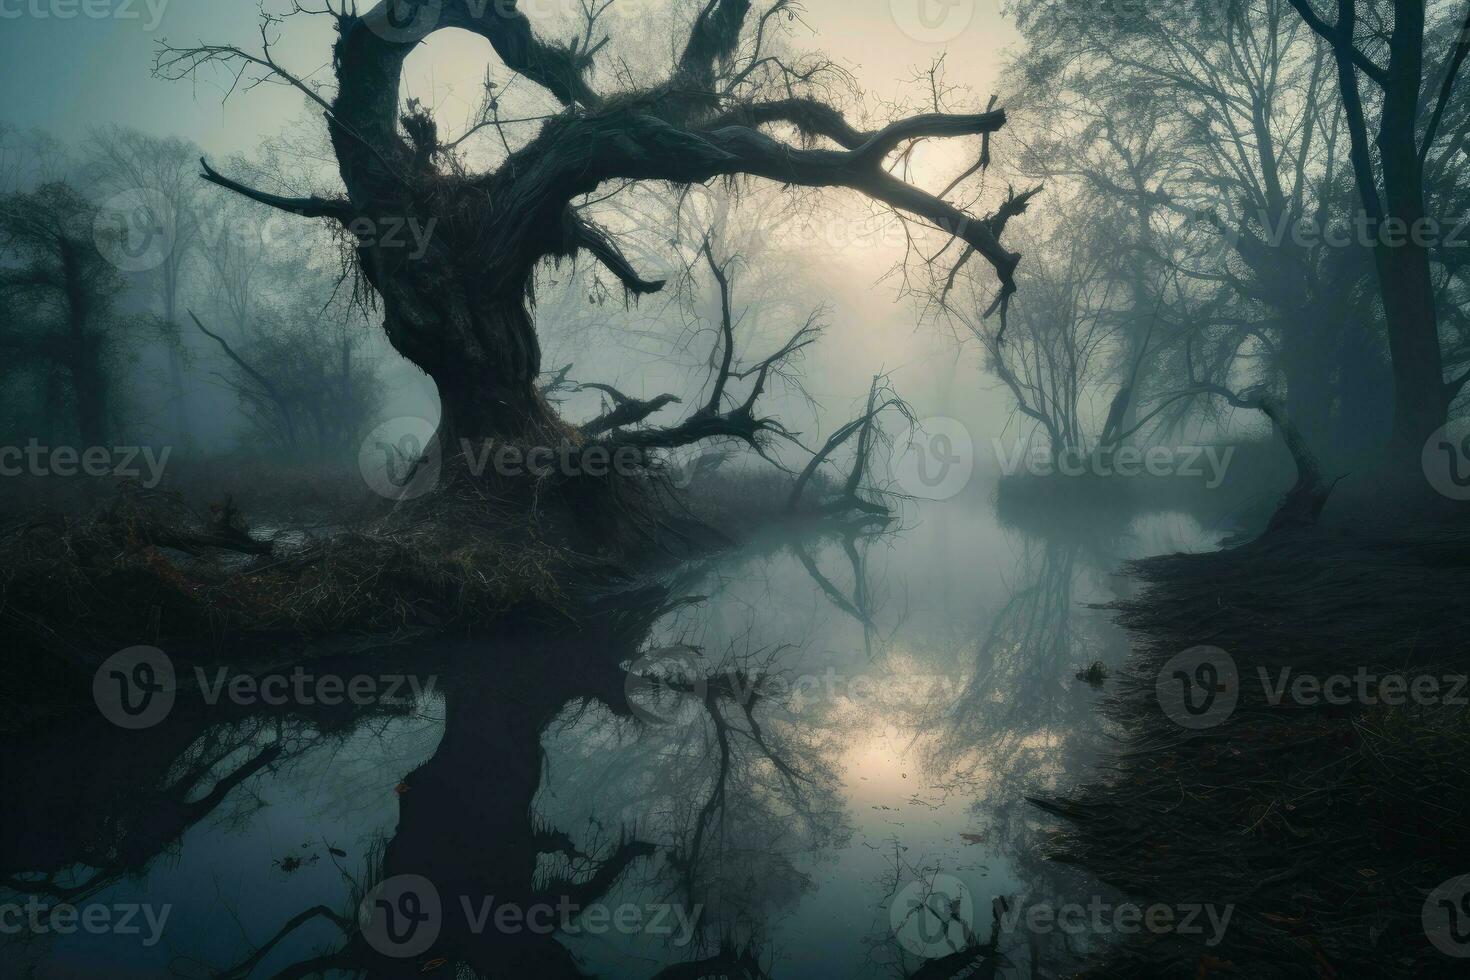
[1032,519,1470,977]
[0,480,576,664]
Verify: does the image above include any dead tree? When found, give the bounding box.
[155,0,1028,474]
[0,183,138,447]
[189,311,301,452]
[786,374,913,518]
[584,238,820,461]
[1119,336,1339,533]
[1286,0,1470,462]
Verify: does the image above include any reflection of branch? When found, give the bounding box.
[557,836,658,914]
[793,545,866,624]
[210,905,352,980]
[640,658,818,905]
[944,536,1084,771]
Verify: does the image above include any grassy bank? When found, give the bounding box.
[1033,519,1470,977]
[0,458,871,731]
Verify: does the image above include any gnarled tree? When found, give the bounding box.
[155,0,1026,475]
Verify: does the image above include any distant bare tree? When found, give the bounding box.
[1284,0,1470,462]
[0,183,150,445]
[86,127,207,445]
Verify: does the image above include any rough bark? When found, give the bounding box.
[159,0,1028,465]
[1287,0,1456,465]
[59,237,108,446]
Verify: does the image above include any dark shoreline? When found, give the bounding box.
[1032,519,1470,977]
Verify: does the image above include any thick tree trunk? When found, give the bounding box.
[1381,1,1449,460]
[71,357,108,448]
[375,275,561,450]
[1334,314,1394,463]
[60,239,108,447]
[366,614,654,977]
[1278,316,1335,458]
[176,0,1030,506]
[1329,0,1448,467]
[1374,135,1448,460]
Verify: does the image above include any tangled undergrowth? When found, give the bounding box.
[0,459,875,731]
[1032,520,1470,977]
[0,481,577,667]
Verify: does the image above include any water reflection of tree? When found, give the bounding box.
[4,513,1156,979]
[1,683,423,903]
[347,589,844,979]
[23,583,847,979]
[913,522,1140,978]
[0,658,432,971]
[790,523,907,660]
[546,635,853,974]
[938,534,1101,782]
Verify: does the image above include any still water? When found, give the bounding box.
[2,483,1219,978]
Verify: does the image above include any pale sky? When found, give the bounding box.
[0,1,1018,155]
[0,1,1024,438]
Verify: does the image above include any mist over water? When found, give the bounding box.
[2,1,1467,977]
[9,486,1219,978]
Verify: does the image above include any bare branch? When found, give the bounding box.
[197,157,351,221]
[580,385,683,436]
[566,209,667,295]
[1283,0,1390,86]
[188,310,300,450]
[1420,0,1470,167]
